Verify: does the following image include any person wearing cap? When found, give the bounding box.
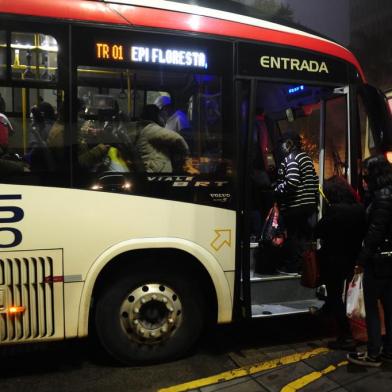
[154,95,198,174]
[347,155,392,367]
[154,95,190,136]
[274,130,318,274]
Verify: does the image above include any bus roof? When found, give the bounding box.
[0,0,365,81]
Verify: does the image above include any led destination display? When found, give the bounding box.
[96,42,207,68]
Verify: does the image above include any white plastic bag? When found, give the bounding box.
[346,273,366,319]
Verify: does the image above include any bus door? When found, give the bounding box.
[239,78,353,318]
[357,85,392,162]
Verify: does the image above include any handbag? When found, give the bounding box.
[300,245,320,288]
[260,203,286,247]
[349,301,386,342]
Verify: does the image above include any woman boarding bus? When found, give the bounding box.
[0,0,391,363]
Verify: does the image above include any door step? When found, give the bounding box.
[251,275,317,304]
[251,274,300,282]
[251,299,323,317]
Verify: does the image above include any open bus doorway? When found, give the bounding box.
[240,80,350,317]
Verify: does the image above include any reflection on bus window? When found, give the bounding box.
[11,32,58,81]
[76,66,229,191]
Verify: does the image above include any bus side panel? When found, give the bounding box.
[0,185,236,342]
[64,282,84,338]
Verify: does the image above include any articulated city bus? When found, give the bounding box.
[0,0,391,364]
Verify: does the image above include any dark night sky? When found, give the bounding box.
[282,0,350,45]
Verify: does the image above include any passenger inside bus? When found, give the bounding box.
[78,96,131,173]
[251,82,348,277]
[154,94,192,148]
[0,109,28,174]
[135,104,192,173]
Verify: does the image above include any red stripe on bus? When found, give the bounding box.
[44,276,64,283]
[0,0,365,80]
[0,0,126,24]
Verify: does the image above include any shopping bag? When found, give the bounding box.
[301,246,320,288]
[349,301,386,342]
[260,204,286,247]
[346,273,366,319]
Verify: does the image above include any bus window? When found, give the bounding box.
[76,66,227,192]
[11,32,58,82]
[255,82,347,180]
[358,95,375,162]
[325,96,348,178]
[0,85,66,183]
[0,31,5,79]
[358,85,392,159]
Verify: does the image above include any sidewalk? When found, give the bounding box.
[158,341,392,392]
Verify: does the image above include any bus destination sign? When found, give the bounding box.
[96,42,208,69]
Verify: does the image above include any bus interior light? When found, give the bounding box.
[288,85,305,94]
[8,306,26,315]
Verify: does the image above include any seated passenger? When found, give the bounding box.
[27,105,55,171]
[78,98,131,173]
[78,118,111,172]
[136,104,193,173]
[0,111,29,174]
[29,105,51,148]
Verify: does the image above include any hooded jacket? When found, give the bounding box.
[135,121,189,173]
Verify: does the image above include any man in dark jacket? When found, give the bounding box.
[316,176,366,350]
[348,155,392,367]
[274,130,318,274]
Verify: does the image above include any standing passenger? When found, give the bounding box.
[154,95,190,136]
[348,155,392,367]
[153,96,199,174]
[315,176,366,350]
[274,130,318,274]
[136,104,190,173]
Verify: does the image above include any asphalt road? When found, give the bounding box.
[0,314,335,392]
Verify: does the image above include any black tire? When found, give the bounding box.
[94,266,206,364]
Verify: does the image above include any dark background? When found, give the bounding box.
[172,0,392,92]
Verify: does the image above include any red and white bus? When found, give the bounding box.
[0,0,391,363]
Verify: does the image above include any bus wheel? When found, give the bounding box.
[94,268,206,364]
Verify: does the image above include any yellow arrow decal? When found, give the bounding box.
[211,229,232,251]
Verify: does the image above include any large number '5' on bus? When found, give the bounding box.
[0,195,23,248]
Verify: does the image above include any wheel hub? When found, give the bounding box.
[120,283,183,343]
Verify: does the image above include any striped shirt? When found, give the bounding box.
[275,150,318,211]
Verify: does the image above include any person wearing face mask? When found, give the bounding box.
[274,130,319,274]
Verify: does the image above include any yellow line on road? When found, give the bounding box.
[281,360,348,392]
[158,347,330,392]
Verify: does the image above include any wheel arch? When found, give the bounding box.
[77,238,233,337]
